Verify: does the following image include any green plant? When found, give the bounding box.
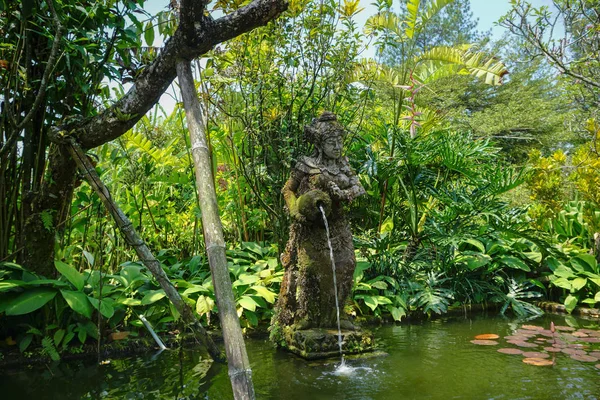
[547,254,600,313]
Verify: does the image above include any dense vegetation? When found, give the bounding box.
[1,0,599,362]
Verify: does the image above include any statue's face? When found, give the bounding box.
[322,135,343,160]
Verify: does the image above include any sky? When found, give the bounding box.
[142,0,557,114]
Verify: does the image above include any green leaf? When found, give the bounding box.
[238,295,259,311]
[596,291,600,302]
[88,297,115,319]
[571,277,588,292]
[141,289,166,305]
[461,238,485,253]
[144,21,154,47]
[571,254,598,273]
[387,305,406,321]
[233,274,259,287]
[55,261,84,291]
[244,310,258,326]
[119,298,142,306]
[553,265,576,279]
[19,334,33,353]
[362,295,378,311]
[550,277,572,290]
[196,295,215,315]
[61,290,93,318]
[0,281,24,292]
[5,289,57,315]
[54,329,65,348]
[183,285,210,296]
[371,281,388,290]
[499,256,530,272]
[564,295,578,314]
[458,253,491,270]
[249,286,276,303]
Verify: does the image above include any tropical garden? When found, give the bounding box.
[1,0,600,396]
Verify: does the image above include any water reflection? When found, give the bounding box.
[1,314,600,399]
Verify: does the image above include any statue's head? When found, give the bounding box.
[304,112,346,160]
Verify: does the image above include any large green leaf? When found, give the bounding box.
[55,261,84,291]
[249,286,276,303]
[564,294,579,314]
[196,295,215,315]
[238,295,259,311]
[141,289,166,305]
[571,254,598,273]
[61,290,93,318]
[5,289,57,315]
[499,256,530,272]
[88,297,115,319]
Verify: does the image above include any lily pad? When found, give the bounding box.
[572,331,589,338]
[522,357,554,366]
[474,334,499,340]
[570,354,598,362]
[497,348,523,355]
[470,340,498,345]
[554,325,575,332]
[521,325,544,331]
[522,352,550,359]
[543,347,563,353]
[507,340,538,348]
[561,348,587,356]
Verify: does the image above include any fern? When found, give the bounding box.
[40,210,54,232]
[41,336,60,361]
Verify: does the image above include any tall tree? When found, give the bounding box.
[0,0,287,276]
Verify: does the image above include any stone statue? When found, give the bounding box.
[271,112,372,359]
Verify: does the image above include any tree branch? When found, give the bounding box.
[72,0,288,150]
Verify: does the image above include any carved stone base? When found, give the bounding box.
[280,327,374,360]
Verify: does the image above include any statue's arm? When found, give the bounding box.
[282,169,305,221]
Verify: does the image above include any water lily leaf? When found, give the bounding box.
[61,290,93,318]
[5,289,57,315]
[55,261,84,291]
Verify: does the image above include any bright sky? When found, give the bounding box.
[142,0,557,114]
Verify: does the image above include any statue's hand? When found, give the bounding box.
[327,181,345,200]
[297,189,332,221]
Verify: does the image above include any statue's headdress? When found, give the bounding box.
[304,111,347,146]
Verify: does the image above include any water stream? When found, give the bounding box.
[319,205,345,368]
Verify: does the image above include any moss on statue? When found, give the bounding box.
[270,112,372,359]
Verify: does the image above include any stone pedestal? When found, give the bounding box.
[279,327,374,360]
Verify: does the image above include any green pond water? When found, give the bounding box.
[2,313,600,399]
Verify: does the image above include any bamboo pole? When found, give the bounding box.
[65,140,224,362]
[176,60,256,400]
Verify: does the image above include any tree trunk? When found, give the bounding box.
[65,140,224,362]
[177,60,255,400]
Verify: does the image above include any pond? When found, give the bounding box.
[2,313,600,399]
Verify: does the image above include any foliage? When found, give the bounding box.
[0,242,282,358]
